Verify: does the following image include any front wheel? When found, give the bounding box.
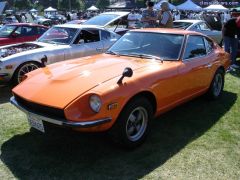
[13,62,40,85]
[109,97,153,148]
[207,69,224,99]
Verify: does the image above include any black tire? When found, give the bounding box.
[109,97,153,148]
[13,62,40,85]
[207,68,225,99]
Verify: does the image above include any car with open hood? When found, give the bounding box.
[0,24,120,84]
[173,19,223,45]
[11,29,230,148]
[0,23,48,46]
[83,11,130,36]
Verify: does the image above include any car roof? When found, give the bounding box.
[173,19,204,23]
[6,23,48,28]
[55,24,104,29]
[99,11,130,16]
[131,28,204,36]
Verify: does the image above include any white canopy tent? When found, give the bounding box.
[87,5,99,11]
[177,0,202,11]
[204,4,229,11]
[154,0,176,10]
[44,7,57,17]
[30,8,38,12]
[44,7,57,12]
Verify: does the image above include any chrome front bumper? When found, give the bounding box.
[10,96,112,128]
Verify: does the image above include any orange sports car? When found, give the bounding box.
[11,29,231,148]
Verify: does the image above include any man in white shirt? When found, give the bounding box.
[174,11,180,20]
[128,9,139,28]
[224,12,231,23]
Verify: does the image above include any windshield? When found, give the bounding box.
[38,27,78,45]
[173,22,192,29]
[83,14,119,26]
[107,32,184,60]
[0,25,16,37]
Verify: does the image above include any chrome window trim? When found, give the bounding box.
[182,35,207,62]
[204,37,214,55]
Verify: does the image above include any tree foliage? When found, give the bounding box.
[96,0,109,10]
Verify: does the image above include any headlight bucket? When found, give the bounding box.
[89,94,102,113]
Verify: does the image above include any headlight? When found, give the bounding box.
[89,95,102,113]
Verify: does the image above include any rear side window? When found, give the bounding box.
[38,27,47,35]
[183,35,206,60]
[204,37,214,54]
[101,30,111,40]
[74,29,100,44]
[199,23,211,31]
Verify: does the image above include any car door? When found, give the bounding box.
[11,26,26,44]
[13,26,37,43]
[28,26,41,41]
[177,35,213,97]
[65,29,103,60]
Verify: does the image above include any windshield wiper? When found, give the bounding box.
[128,53,163,62]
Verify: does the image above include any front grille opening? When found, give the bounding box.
[14,94,66,121]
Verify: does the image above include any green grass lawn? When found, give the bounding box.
[0,73,240,179]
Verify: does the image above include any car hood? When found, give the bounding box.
[0,42,66,61]
[83,12,129,27]
[0,37,10,40]
[13,54,153,109]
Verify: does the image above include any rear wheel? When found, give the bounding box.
[207,69,224,99]
[13,62,40,85]
[109,97,153,148]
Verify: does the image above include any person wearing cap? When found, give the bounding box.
[141,1,158,28]
[222,17,240,68]
[158,1,173,28]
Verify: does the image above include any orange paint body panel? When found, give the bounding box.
[12,29,231,132]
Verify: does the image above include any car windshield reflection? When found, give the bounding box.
[0,25,17,37]
[107,32,184,61]
[173,22,192,29]
[38,27,78,45]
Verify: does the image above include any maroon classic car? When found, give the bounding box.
[0,23,48,46]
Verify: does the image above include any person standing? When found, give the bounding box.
[223,11,231,23]
[174,11,180,20]
[222,17,240,68]
[141,1,158,28]
[158,1,173,28]
[127,9,139,28]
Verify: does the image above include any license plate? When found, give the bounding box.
[28,114,45,133]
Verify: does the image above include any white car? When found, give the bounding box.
[173,20,222,45]
[83,11,130,36]
[0,24,120,85]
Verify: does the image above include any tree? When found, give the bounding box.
[72,0,85,10]
[14,0,33,10]
[96,0,110,10]
[136,0,145,7]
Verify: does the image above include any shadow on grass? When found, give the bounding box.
[0,85,13,104]
[0,91,237,179]
[229,68,240,78]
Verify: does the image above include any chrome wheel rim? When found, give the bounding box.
[17,63,39,83]
[213,73,223,97]
[126,107,148,142]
